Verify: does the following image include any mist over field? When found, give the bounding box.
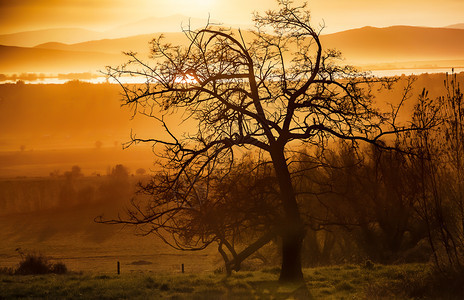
[0,72,461,178]
[0,72,462,271]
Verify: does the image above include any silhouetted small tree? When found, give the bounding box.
[135,168,146,176]
[111,164,129,179]
[64,165,83,180]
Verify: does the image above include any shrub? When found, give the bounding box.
[0,266,14,275]
[15,253,67,275]
[403,267,464,299]
[367,265,464,299]
[51,262,68,274]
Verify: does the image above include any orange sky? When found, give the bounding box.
[1,0,463,34]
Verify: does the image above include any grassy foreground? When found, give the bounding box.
[0,263,447,299]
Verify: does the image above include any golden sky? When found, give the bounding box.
[0,0,463,34]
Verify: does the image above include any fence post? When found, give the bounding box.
[117,261,120,275]
[181,263,184,273]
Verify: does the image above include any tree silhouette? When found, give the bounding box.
[104,0,417,282]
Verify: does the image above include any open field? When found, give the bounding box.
[1,72,463,177]
[0,175,219,274]
[0,263,452,299]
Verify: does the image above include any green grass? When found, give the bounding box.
[0,263,451,299]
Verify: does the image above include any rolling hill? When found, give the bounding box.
[0,45,124,74]
[2,25,464,75]
[104,15,220,38]
[0,15,218,49]
[320,25,464,65]
[0,28,104,48]
[34,25,464,63]
[446,23,464,30]
[34,32,189,55]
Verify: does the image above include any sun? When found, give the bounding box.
[165,0,216,16]
[169,0,215,9]
[175,74,198,84]
[190,0,214,8]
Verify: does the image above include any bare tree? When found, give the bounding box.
[407,72,464,271]
[103,0,416,282]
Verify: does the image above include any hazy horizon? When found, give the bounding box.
[1,0,463,35]
[1,0,463,78]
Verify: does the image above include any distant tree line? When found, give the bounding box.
[0,164,145,214]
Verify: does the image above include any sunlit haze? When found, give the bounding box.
[1,0,463,34]
[1,1,464,296]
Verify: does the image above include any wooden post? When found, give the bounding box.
[117,261,120,275]
[181,263,184,273]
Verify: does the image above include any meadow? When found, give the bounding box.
[0,263,443,299]
[2,172,454,299]
[0,172,218,274]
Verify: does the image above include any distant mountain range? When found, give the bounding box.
[446,23,464,30]
[0,45,124,74]
[0,28,104,48]
[1,23,464,74]
[34,32,188,55]
[0,15,228,48]
[105,15,224,39]
[320,25,464,64]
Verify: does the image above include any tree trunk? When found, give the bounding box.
[280,226,305,282]
[270,146,305,282]
[225,231,276,274]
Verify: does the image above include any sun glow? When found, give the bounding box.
[161,0,216,18]
[185,0,214,9]
[175,74,198,84]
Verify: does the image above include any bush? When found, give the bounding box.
[404,267,464,299]
[368,265,464,299]
[0,266,14,275]
[15,253,67,275]
[51,262,68,274]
